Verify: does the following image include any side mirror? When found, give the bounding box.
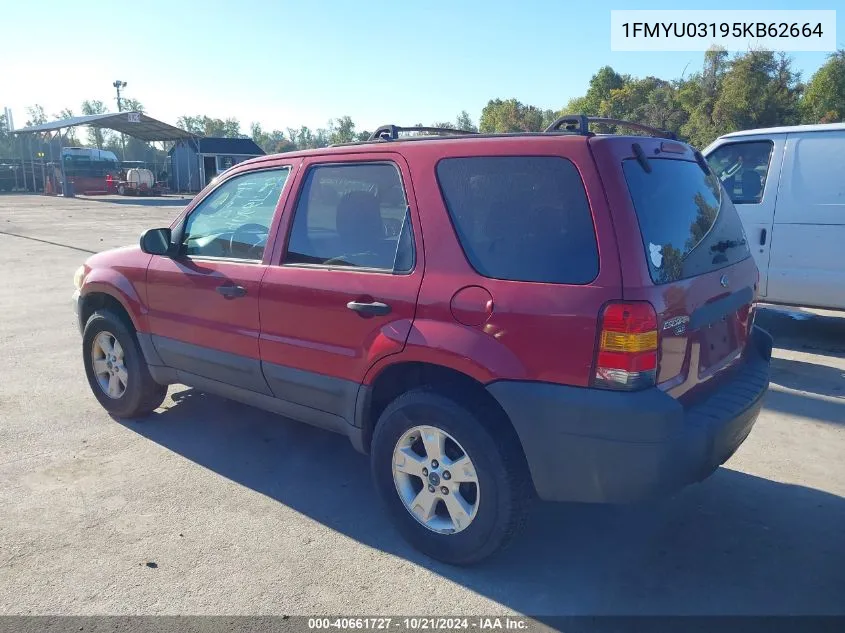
[140,227,174,256]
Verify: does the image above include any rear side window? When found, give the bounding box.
[623,158,750,285]
[436,156,599,284]
[285,162,414,272]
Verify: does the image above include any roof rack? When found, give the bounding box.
[545,114,677,140]
[368,124,478,141]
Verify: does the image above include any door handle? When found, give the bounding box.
[346,300,391,317]
[216,284,247,299]
[760,228,767,246]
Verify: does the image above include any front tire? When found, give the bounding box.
[82,309,166,418]
[371,388,530,565]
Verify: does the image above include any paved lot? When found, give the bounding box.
[1,193,844,616]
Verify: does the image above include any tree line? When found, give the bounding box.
[2,48,843,162]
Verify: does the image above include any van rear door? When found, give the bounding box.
[591,137,759,404]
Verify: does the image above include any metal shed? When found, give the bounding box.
[170,137,265,192]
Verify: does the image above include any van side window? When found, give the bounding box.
[706,141,774,205]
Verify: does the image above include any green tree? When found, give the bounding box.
[329,116,356,144]
[25,104,47,126]
[267,129,296,153]
[456,110,478,132]
[563,66,629,117]
[0,111,14,156]
[176,115,242,138]
[81,100,109,148]
[121,98,145,113]
[679,47,730,147]
[250,123,295,153]
[802,49,845,123]
[250,121,270,149]
[605,77,686,134]
[712,51,801,137]
[285,126,329,149]
[222,118,242,137]
[176,115,204,135]
[479,98,546,132]
[53,108,79,144]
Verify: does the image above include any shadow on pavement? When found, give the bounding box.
[120,388,845,616]
[763,387,844,427]
[78,196,189,208]
[769,357,845,399]
[756,307,845,358]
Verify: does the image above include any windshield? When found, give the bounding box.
[623,157,751,285]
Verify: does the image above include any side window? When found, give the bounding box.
[706,141,773,205]
[182,167,290,260]
[285,162,414,272]
[436,156,599,284]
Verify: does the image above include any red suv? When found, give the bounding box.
[73,116,772,564]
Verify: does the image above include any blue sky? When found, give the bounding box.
[2,0,842,134]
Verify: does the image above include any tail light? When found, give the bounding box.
[593,301,659,390]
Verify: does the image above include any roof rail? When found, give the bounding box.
[544,114,677,140]
[368,124,478,141]
[544,114,591,135]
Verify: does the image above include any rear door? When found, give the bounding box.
[258,154,423,422]
[704,136,783,297]
[145,164,294,393]
[594,137,758,403]
[766,131,845,309]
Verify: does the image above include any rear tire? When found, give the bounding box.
[371,388,530,565]
[82,309,166,418]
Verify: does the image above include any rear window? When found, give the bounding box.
[436,156,599,284]
[623,157,750,285]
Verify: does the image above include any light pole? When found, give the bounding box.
[112,80,126,112]
[113,80,127,161]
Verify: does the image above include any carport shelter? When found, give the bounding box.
[169,137,265,192]
[13,112,196,194]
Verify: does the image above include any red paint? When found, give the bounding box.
[450,286,493,326]
[80,246,152,331]
[258,153,423,384]
[78,132,759,401]
[146,257,266,359]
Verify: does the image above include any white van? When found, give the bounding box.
[704,123,845,311]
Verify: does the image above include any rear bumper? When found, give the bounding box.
[487,326,773,503]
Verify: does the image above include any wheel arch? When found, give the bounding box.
[79,290,137,334]
[356,361,531,489]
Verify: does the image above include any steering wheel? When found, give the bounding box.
[720,160,743,182]
[229,223,269,259]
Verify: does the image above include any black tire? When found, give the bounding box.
[371,388,531,565]
[82,309,166,418]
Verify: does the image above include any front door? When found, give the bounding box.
[706,137,783,297]
[146,165,293,393]
[258,156,423,422]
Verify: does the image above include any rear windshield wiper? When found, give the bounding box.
[632,143,651,173]
[710,238,746,253]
